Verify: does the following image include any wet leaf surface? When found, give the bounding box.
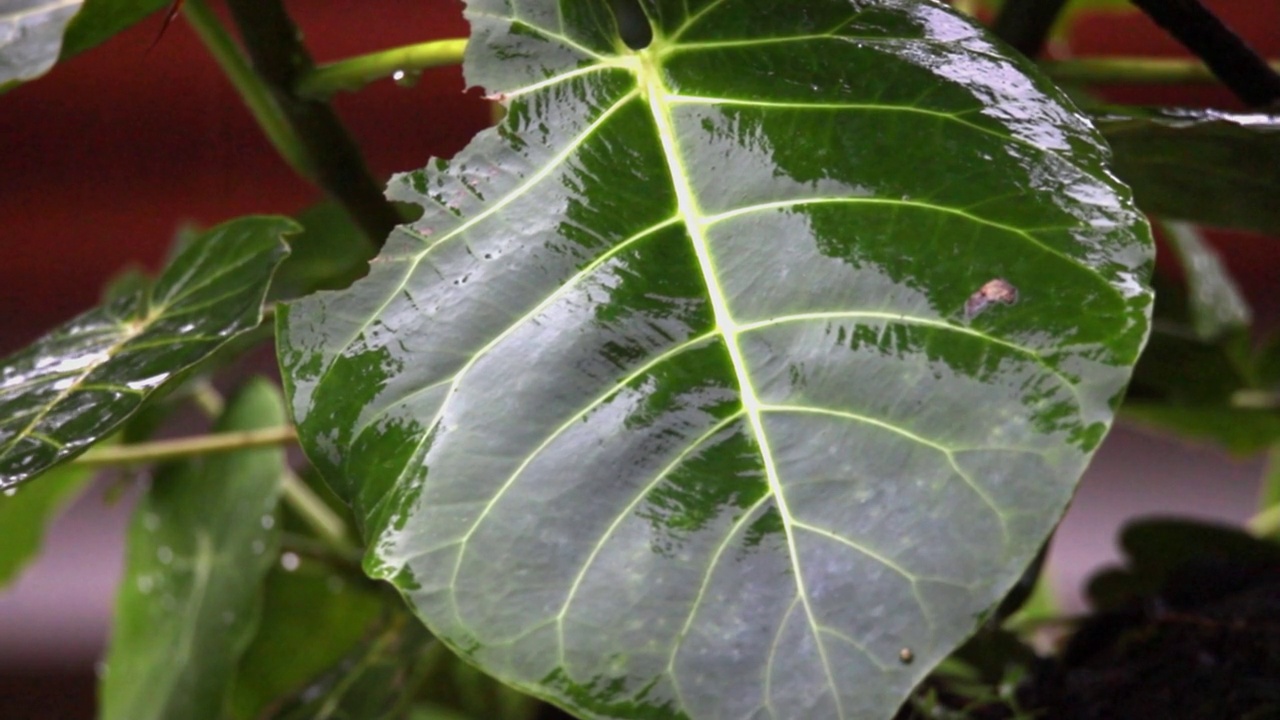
[280,1,1153,717]
[0,216,293,489]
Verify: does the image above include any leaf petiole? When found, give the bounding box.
[72,426,296,467]
[295,39,469,99]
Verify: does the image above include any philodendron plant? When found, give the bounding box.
[46,0,1280,718]
[280,1,1151,717]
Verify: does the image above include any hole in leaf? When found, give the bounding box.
[610,0,652,50]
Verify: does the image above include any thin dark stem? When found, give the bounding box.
[1128,0,1280,107]
[223,0,400,244]
[991,0,1070,59]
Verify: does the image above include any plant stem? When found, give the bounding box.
[188,377,225,418]
[72,426,296,467]
[181,0,316,180]
[1043,57,1280,85]
[222,0,401,245]
[296,39,468,99]
[1246,502,1280,539]
[281,469,357,553]
[1257,443,1280,510]
[1127,0,1280,107]
[991,0,1069,59]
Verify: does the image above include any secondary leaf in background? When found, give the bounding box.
[268,202,376,302]
[1119,266,1270,455]
[0,0,83,85]
[1160,220,1251,343]
[1121,403,1280,455]
[280,1,1153,717]
[270,616,437,720]
[58,0,170,58]
[0,216,294,490]
[1097,108,1280,236]
[0,460,92,588]
[100,378,287,720]
[409,705,475,720]
[228,559,385,720]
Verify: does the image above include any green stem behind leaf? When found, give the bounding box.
[219,0,402,245]
[281,470,357,555]
[296,39,468,99]
[73,427,296,467]
[991,0,1069,58]
[182,0,316,180]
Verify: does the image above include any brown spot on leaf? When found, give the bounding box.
[964,278,1018,319]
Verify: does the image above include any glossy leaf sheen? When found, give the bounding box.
[100,379,287,720]
[0,0,82,84]
[1099,108,1280,236]
[0,216,294,489]
[280,1,1152,718]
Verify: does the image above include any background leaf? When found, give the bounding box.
[269,616,437,720]
[1159,220,1250,342]
[227,559,385,720]
[0,215,293,489]
[280,1,1153,717]
[1097,108,1280,236]
[0,0,83,85]
[268,202,376,302]
[58,0,169,59]
[99,378,287,720]
[0,460,92,588]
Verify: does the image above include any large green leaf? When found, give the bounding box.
[0,216,293,490]
[100,378,287,720]
[1097,108,1280,236]
[0,0,83,84]
[279,1,1153,718]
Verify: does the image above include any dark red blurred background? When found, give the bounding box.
[0,0,492,355]
[0,1,1276,717]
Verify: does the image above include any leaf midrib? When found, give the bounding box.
[638,48,847,716]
